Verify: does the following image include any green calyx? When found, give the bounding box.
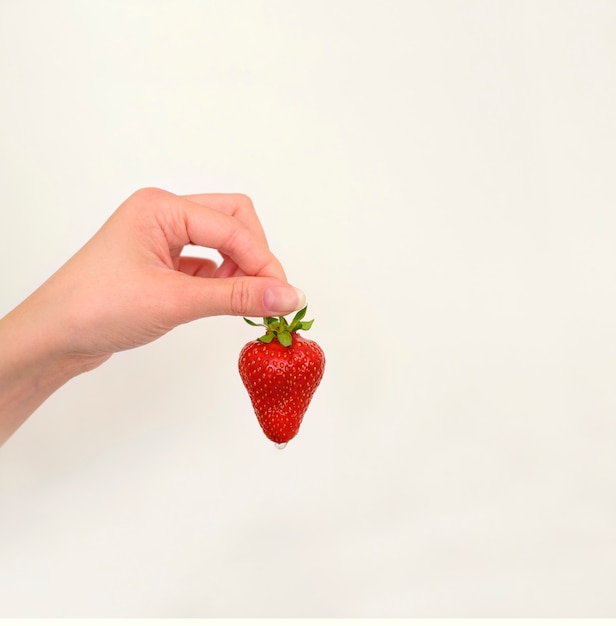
[243,305,314,348]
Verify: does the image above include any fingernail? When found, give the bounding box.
[263,285,306,314]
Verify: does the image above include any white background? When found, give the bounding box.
[1,0,615,618]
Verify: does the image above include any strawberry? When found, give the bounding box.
[238,306,325,446]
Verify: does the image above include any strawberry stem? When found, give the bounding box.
[243,305,314,347]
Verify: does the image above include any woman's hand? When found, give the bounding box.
[0,188,305,444]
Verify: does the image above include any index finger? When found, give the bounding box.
[182,193,271,248]
[160,192,287,281]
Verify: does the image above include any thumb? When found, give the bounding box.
[170,274,307,320]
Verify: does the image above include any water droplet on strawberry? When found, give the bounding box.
[274,442,288,450]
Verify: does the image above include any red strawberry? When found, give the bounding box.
[238,306,325,446]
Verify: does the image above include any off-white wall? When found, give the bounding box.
[1,0,615,618]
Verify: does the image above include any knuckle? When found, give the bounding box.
[229,279,253,316]
[232,193,254,208]
[222,223,249,257]
[120,187,167,219]
[131,186,165,203]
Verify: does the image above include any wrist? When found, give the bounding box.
[0,295,106,446]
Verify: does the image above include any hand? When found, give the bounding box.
[0,188,305,442]
[30,187,304,359]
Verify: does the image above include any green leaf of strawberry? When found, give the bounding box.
[277,331,292,347]
[238,305,325,446]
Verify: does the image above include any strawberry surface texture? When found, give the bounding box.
[238,306,325,445]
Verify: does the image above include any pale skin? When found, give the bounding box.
[0,188,305,446]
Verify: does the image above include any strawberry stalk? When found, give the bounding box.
[243,305,314,347]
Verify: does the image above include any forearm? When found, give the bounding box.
[0,295,104,447]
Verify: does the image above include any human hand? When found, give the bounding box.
[17,187,305,363]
